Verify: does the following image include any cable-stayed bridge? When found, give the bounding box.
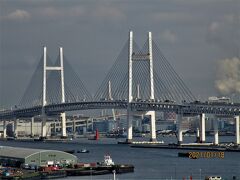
[0,31,239,144]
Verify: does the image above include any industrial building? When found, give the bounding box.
[0,146,78,167]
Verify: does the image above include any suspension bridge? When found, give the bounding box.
[0,31,239,144]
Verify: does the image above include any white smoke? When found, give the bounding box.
[215,57,240,95]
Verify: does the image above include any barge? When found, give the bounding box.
[131,143,240,152]
[66,155,134,176]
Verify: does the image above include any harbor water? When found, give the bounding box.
[0,136,239,179]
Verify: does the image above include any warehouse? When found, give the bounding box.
[0,146,78,167]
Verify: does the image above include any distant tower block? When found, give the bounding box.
[41,46,67,138]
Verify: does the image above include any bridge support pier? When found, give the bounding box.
[235,115,240,144]
[200,113,206,143]
[60,112,67,138]
[126,108,133,143]
[41,116,47,138]
[213,118,219,145]
[177,114,183,144]
[72,118,76,135]
[146,111,156,142]
[196,128,200,143]
[91,118,94,132]
[86,118,89,133]
[53,120,57,135]
[31,117,34,137]
[14,118,18,137]
[3,120,7,138]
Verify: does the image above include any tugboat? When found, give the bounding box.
[100,155,115,166]
[98,155,134,173]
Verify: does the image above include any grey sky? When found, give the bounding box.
[0,0,240,108]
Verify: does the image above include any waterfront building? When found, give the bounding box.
[0,146,78,167]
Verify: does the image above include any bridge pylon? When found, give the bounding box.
[41,46,67,138]
[126,31,156,142]
[213,117,219,145]
[13,118,18,138]
[177,113,183,144]
[235,115,240,144]
[2,120,7,138]
[200,113,206,143]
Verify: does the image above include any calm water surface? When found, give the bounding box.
[0,136,239,180]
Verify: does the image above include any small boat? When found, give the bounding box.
[77,149,90,153]
[100,155,115,166]
[64,150,75,154]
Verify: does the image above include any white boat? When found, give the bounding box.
[77,149,90,153]
[101,155,115,166]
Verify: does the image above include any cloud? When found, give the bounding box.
[152,12,192,23]
[160,30,177,44]
[206,14,240,57]
[208,21,220,32]
[92,5,125,21]
[33,4,124,24]
[41,7,61,18]
[215,57,240,95]
[5,9,31,21]
[39,6,85,19]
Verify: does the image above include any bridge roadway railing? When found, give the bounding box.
[0,106,42,119]
[182,103,240,116]
[1,101,240,120]
[45,101,128,115]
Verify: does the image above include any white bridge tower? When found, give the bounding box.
[127,31,156,142]
[42,46,67,138]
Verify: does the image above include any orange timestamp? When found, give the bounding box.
[188,151,224,159]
